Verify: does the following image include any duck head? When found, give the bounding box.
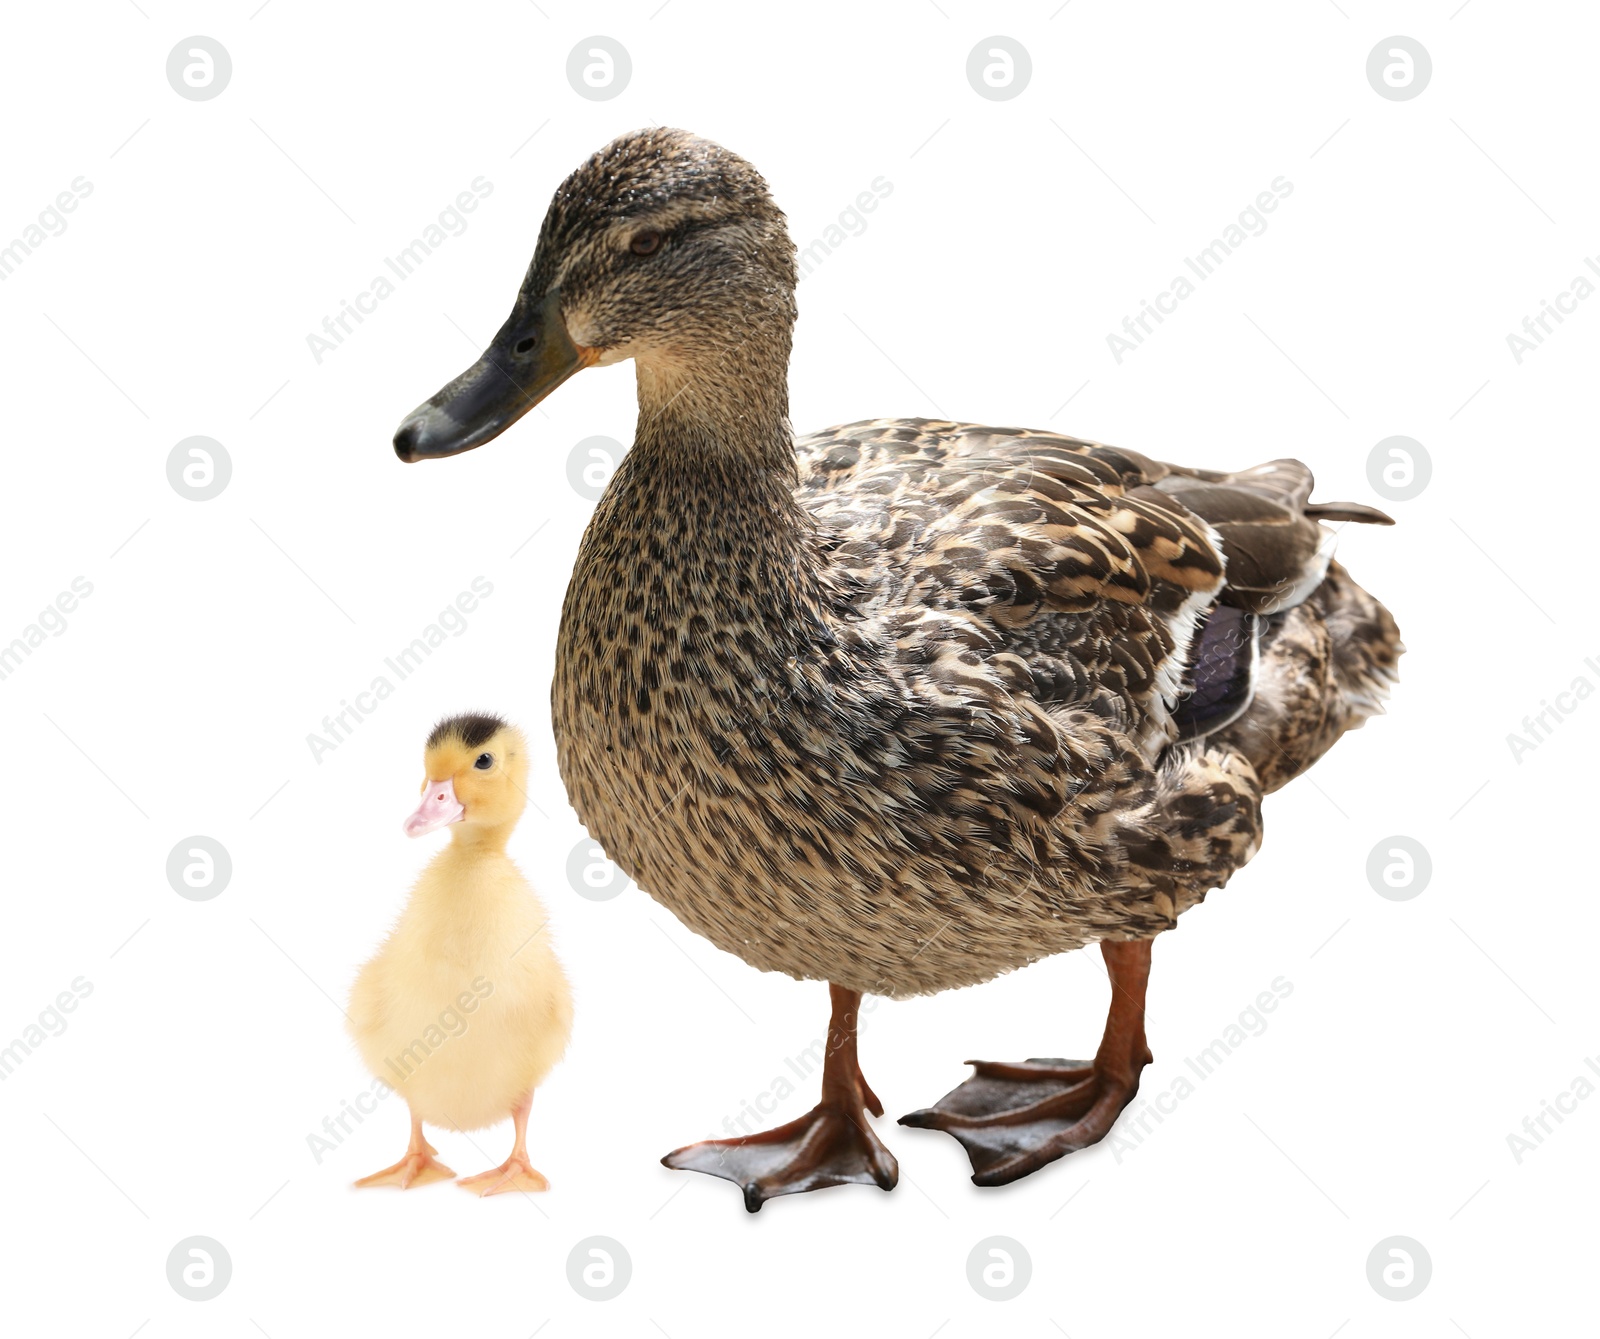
[405,712,529,841]
[393,127,798,463]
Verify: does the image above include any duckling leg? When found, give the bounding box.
[353,1108,456,1189]
[457,1092,551,1196]
[662,983,898,1212]
[900,939,1153,1186]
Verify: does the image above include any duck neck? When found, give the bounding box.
[447,822,514,858]
[615,353,830,650]
[632,345,797,479]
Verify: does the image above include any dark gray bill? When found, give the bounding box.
[393,289,595,462]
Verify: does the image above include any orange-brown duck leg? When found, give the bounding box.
[900,939,1153,1186]
[662,983,898,1212]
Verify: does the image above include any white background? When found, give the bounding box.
[2,2,1594,1335]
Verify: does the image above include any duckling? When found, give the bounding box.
[348,713,572,1195]
[391,129,1400,1209]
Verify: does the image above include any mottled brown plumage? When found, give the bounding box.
[395,127,1402,1202]
[554,411,1395,996]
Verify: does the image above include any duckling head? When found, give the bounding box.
[404,712,530,842]
[394,127,797,462]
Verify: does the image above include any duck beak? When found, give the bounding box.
[404,776,465,837]
[393,289,597,462]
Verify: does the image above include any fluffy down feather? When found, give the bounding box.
[348,844,572,1131]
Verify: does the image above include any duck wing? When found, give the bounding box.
[1150,457,1391,614]
[797,419,1218,736]
[795,418,1389,751]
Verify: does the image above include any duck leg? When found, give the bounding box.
[900,939,1153,1186]
[662,983,898,1212]
[353,1107,456,1189]
[457,1091,551,1196]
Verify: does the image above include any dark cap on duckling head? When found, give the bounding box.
[393,128,797,463]
[426,711,506,751]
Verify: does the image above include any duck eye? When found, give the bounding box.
[474,753,493,770]
[629,230,662,256]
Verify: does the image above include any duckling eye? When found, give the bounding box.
[474,753,493,770]
[629,229,662,256]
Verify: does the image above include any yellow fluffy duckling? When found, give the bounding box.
[348,713,573,1195]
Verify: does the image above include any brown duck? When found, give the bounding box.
[392,128,1402,1211]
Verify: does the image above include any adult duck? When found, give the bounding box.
[392,128,1401,1211]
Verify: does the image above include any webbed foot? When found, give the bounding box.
[900,939,1155,1187]
[457,1153,550,1196]
[354,1138,455,1190]
[662,983,897,1212]
[900,1057,1137,1185]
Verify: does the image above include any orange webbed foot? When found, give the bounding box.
[353,1143,456,1190]
[457,1154,550,1197]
